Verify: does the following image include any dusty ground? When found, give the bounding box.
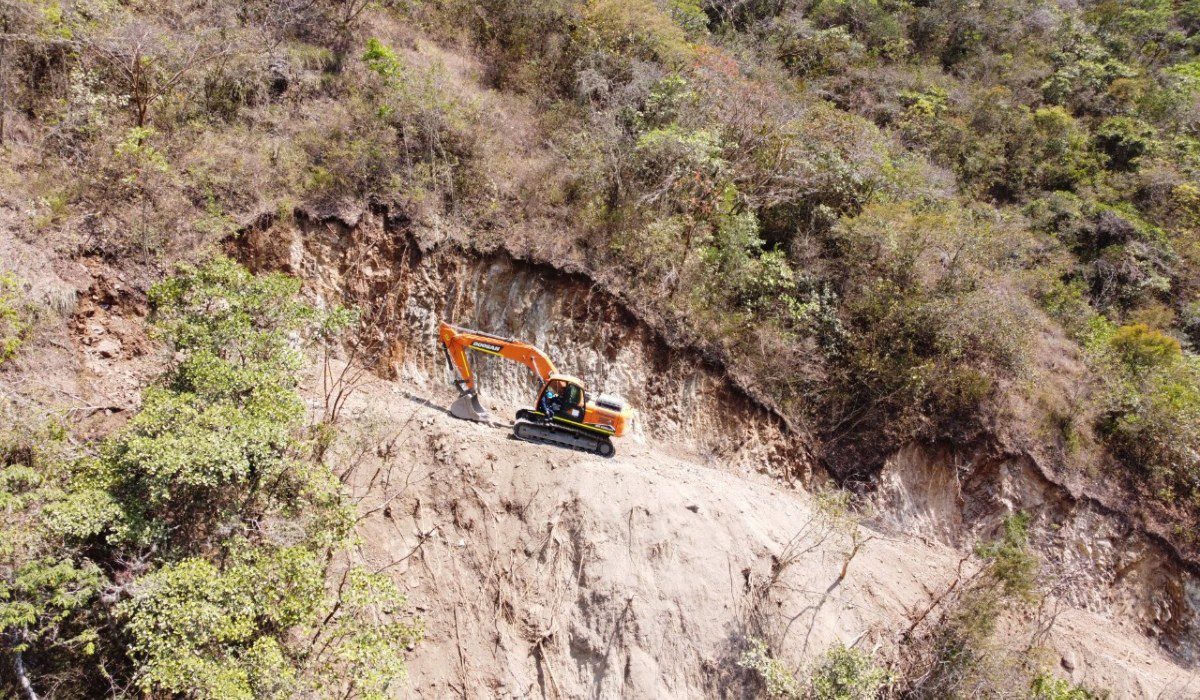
[316,367,1199,699]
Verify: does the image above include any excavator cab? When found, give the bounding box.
[537,376,586,422]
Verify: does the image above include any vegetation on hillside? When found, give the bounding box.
[459,0,1200,508]
[7,0,1197,518]
[1,258,419,698]
[0,274,34,364]
[2,0,1199,691]
[895,513,1102,699]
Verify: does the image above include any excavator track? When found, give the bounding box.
[513,417,615,458]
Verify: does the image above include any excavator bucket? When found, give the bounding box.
[449,391,492,423]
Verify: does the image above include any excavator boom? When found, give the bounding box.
[438,322,557,422]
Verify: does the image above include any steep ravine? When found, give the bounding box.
[233,206,1200,692]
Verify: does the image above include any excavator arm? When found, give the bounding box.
[438,322,557,421]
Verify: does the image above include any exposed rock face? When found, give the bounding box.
[235,207,810,481]
[874,443,1200,664]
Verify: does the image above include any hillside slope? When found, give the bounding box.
[327,363,1193,698]
[5,196,1199,696]
[5,0,1200,696]
[244,203,1200,677]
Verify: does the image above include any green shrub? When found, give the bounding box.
[637,73,697,129]
[738,638,889,700]
[576,0,691,67]
[908,512,1042,696]
[808,644,890,700]
[667,0,709,38]
[700,204,805,320]
[828,201,1033,439]
[903,87,1103,201]
[633,125,726,197]
[976,512,1039,601]
[1094,116,1157,171]
[1104,358,1200,502]
[1031,673,1106,699]
[808,0,905,50]
[738,638,803,698]
[1040,37,1135,114]
[774,25,865,78]
[363,38,403,81]
[1031,106,1101,191]
[1082,316,1200,503]
[1033,277,1096,339]
[745,103,888,241]
[0,273,33,364]
[1108,323,1181,370]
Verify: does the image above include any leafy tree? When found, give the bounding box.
[700,200,808,323]
[0,407,108,695]
[120,550,318,699]
[88,18,231,127]
[1,259,418,698]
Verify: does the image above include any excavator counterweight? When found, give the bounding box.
[437,322,633,457]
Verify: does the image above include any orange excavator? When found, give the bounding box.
[437,322,634,457]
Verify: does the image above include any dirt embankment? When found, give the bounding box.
[230,205,1200,685]
[875,444,1200,664]
[321,368,1198,698]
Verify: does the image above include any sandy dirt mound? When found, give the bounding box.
[317,367,1196,698]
